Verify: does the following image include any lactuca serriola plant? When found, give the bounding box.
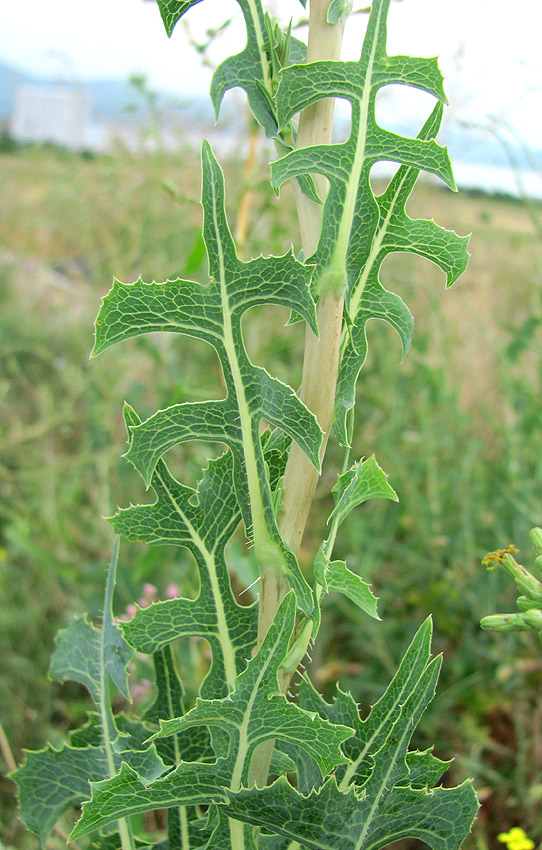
[13,0,479,848]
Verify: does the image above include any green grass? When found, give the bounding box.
[1,144,541,846]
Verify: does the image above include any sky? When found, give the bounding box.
[0,0,540,147]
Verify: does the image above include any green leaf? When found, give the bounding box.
[48,541,133,758]
[72,596,352,838]
[143,646,212,849]
[298,618,437,786]
[273,0,453,289]
[316,552,380,620]
[115,408,257,698]
[211,0,279,136]
[313,456,396,619]
[224,620,478,849]
[14,726,166,844]
[156,0,203,37]
[94,142,321,615]
[269,749,297,776]
[71,760,228,839]
[155,0,279,135]
[48,615,131,707]
[270,0,469,443]
[327,0,354,24]
[151,594,352,782]
[406,749,452,789]
[225,772,477,850]
[333,104,470,444]
[14,544,167,843]
[330,455,398,528]
[14,743,113,844]
[49,545,132,706]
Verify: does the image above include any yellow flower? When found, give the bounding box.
[482,545,519,569]
[497,827,535,850]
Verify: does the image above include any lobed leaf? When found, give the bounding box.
[151,594,352,780]
[71,760,228,839]
[225,772,477,850]
[299,618,436,786]
[49,544,132,706]
[156,0,280,135]
[315,551,380,620]
[330,455,398,528]
[72,596,352,838]
[271,0,469,443]
[224,620,478,849]
[95,141,321,615]
[314,456,397,620]
[115,406,257,698]
[14,543,168,843]
[333,105,470,443]
[14,722,166,844]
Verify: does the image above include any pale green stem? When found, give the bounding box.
[229,817,246,850]
[279,443,352,681]
[250,0,346,796]
[279,0,346,559]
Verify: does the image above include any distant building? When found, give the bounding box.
[10,84,93,150]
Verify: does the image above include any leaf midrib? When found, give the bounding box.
[338,637,426,791]
[326,2,383,284]
[157,468,237,690]
[230,626,283,792]
[210,173,280,574]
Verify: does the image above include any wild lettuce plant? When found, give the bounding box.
[13,0,480,847]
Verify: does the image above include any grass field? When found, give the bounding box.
[1,141,541,847]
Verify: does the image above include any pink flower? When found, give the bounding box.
[166,583,180,598]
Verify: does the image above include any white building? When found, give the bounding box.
[10,84,94,150]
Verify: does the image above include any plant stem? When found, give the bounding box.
[260,0,346,645]
[279,0,346,557]
[250,0,345,794]
[0,719,16,773]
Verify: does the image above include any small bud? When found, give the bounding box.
[480,612,531,632]
[497,554,542,603]
[523,608,542,630]
[513,565,542,603]
[530,527,542,555]
[516,596,541,611]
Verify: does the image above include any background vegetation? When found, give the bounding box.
[1,136,541,847]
